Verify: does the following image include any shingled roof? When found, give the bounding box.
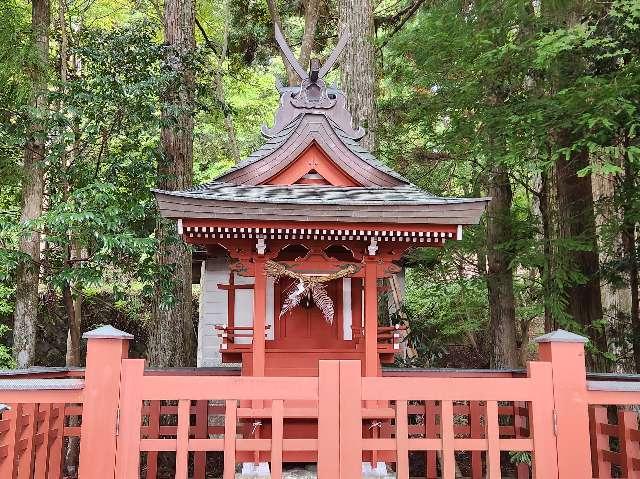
[154,61,489,227]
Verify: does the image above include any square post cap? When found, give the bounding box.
[82,325,134,340]
[534,329,588,344]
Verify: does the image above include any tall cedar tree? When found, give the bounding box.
[148,0,196,367]
[13,0,49,368]
[338,0,377,151]
[550,5,608,371]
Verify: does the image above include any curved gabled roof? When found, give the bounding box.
[153,81,489,227]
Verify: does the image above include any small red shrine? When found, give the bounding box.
[154,29,487,469]
[154,29,487,380]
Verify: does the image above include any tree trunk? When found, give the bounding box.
[266,0,298,86]
[486,165,519,368]
[621,155,640,372]
[13,0,50,368]
[215,0,240,163]
[299,0,322,72]
[148,0,196,367]
[539,168,554,332]
[337,0,377,151]
[555,145,607,370]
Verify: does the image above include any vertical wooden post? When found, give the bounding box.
[589,406,609,478]
[253,257,267,377]
[0,403,21,479]
[223,399,237,479]
[318,361,340,479]
[363,259,378,377]
[619,409,640,477]
[535,329,590,478]
[395,400,409,479]
[193,400,207,479]
[114,359,145,479]
[78,325,132,479]
[469,401,483,479]
[46,404,64,479]
[339,360,362,478]
[527,361,558,479]
[17,402,36,479]
[271,400,284,479]
[33,403,51,479]
[486,401,500,479]
[440,400,455,479]
[175,400,190,479]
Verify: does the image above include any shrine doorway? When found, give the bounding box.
[272,278,346,349]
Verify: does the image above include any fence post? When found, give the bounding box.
[339,360,362,479]
[318,361,340,478]
[534,329,591,478]
[77,325,133,479]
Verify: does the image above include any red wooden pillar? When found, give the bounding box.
[535,329,591,478]
[363,258,378,377]
[253,256,267,377]
[78,326,132,478]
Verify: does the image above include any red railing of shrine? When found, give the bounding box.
[2,329,640,478]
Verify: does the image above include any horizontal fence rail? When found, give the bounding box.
[4,328,640,477]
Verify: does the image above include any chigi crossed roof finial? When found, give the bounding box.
[263,25,365,140]
[274,24,349,87]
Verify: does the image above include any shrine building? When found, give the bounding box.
[153,32,489,382]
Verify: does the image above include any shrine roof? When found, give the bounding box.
[157,183,482,206]
[153,29,489,228]
[211,113,408,186]
[153,183,488,225]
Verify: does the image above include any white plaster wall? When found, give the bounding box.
[197,260,274,365]
[342,278,353,340]
[197,257,229,367]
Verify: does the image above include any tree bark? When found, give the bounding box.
[486,165,519,368]
[337,0,377,151]
[148,0,196,367]
[13,0,50,368]
[299,0,321,73]
[621,154,640,371]
[215,0,240,163]
[539,169,555,332]
[266,0,298,86]
[555,145,607,370]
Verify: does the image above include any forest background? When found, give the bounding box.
[0,0,639,373]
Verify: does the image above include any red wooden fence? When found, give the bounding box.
[2,327,640,478]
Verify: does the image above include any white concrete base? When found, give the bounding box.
[235,462,395,478]
[362,462,393,478]
[241,462,270,477]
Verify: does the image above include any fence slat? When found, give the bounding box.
[339,361,362,479]
[395,400,409,479]
[146,401,160,479]
[0,404,20,479]
[33,404,51,479]
[619,410,640,478]
[175,400,190,479]
[271,400,284,479]
[441,400,455,479]
[17,402,36,479]
[46,404,64,479]
[425,401,438,479]
[223,399,237,479]
[486,401,501,479]
[318,361,340,479]
[527,362,558,479]
[115,359,145,479]
[470,401,483,479]
[193,400,207,479]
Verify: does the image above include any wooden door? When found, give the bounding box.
[274,278,342,348]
